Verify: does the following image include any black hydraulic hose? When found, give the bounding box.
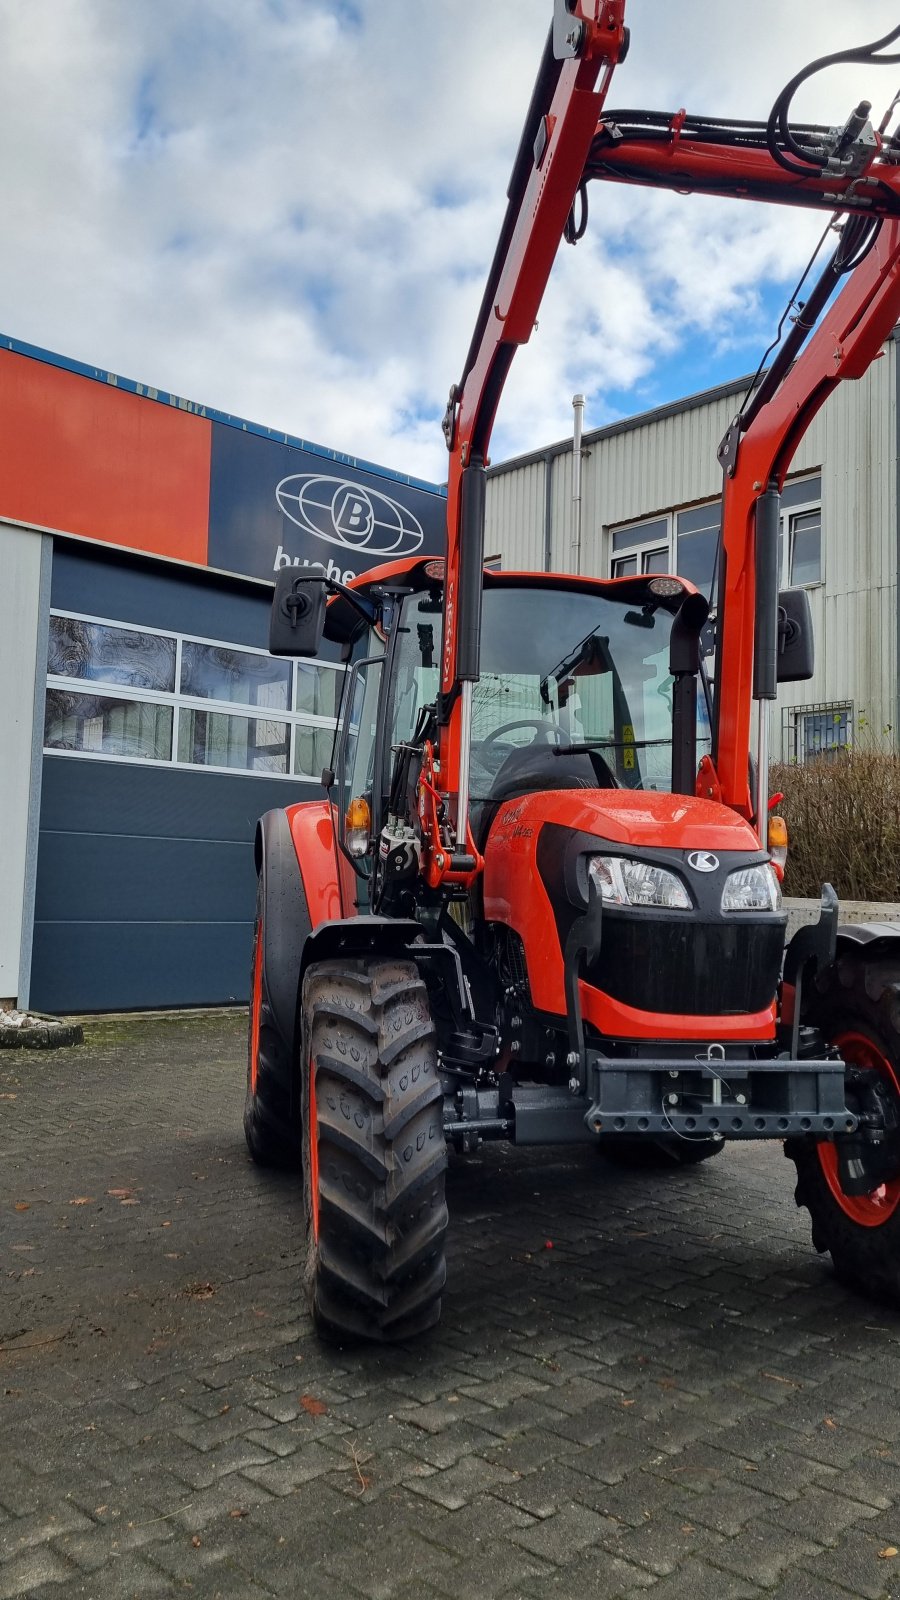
[766,24,900,177]
[737,209,881,435]
[458,27,560,394]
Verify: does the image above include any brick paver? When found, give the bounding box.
[2,1010,900,1599]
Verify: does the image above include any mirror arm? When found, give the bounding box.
[288,573,377,628]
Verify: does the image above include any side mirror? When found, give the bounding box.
[269,571,327,657]
[776,586,814,683]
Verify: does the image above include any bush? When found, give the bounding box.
[770,750,900,902]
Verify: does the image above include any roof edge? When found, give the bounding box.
[0,332,446,500]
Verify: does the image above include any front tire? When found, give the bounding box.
[301,957,448,1343]
[787,951,900,1304]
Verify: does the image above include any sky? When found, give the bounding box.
[2,1,899,484]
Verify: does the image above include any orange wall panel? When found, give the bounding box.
[0,349,211,564]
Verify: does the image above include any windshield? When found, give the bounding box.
[391,582,696,797]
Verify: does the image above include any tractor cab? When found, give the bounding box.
[270,558,713,878]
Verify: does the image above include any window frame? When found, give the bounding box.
[783,499,823,589]
[45,608,343,781]
[789,701,853,763]
[609,514,672,579]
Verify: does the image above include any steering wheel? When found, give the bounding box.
[480,718,570,749]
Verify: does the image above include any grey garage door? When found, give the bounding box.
[30,542,340,1012]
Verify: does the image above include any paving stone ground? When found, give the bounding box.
[2,1011,900,1600]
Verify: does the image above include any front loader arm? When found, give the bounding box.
[435,2,629,879]
[713,210,900,816]
[432,7,900,879]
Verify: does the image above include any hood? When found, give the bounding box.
[486,788,761,853]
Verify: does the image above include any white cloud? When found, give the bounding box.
[1,1,897,481]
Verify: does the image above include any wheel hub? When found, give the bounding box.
[820,1030,900,1226]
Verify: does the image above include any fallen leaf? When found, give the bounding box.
[69,1197,94,1206]
[299,1394,328,1416]
[0,1093,17,1100]
[14,1202,29,1212]
[219,1404,230,1415]
[107,1188,133,1199]
[229,1507,247,1519]
[760,1371,802,1389]
[186,1282,216,1300]
[879,1547,898,1560]
[621,1399,635,1408]
[161,1221,171,1229]
[823,1416,837,1429]
[119,1198,140,1206]
[191,1535,202,1548]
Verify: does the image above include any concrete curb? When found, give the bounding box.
[784,896,900,939]
[0,1013,84,1050]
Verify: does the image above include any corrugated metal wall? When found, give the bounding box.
[486,343,898,760]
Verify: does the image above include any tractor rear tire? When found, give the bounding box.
[599,1135,725,1169]
[243,881,301,1170]
[301,957,448,1343]
[787,949,900,1306]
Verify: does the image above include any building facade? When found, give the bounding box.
[0,337,445,1013]
[3,329,896,1014]
[485,333,899,765]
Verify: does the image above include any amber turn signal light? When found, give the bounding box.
[768,813,788,880]
[345,796,371,858]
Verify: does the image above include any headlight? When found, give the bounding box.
[589,856,691,910]
[721,863,782,913]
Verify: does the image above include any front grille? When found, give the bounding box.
[583,910,785,1018]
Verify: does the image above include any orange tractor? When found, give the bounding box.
[245,3,900,1341]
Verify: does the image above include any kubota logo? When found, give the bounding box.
[687,851,719,873]
[276,473,425,557]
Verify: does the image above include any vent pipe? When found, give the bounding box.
[571,394,585,573]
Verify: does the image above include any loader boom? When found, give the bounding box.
[435,1,900,868]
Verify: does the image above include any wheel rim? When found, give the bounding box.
[818,1029,900,1227]
[249,918,263,1094]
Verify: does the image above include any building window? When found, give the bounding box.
[780,476,822,587]
[786,507,822,586]
[44,690,174,761]
[785,701,852,763]
[45,611,342,780]
[179,640,292,711]
[676,502,720,600]
[611,475,822,598]
[47,616,176,692]
[610,517,670,578]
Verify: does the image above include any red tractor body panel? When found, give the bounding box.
[483,789,777,1040]
[285,801,343,924]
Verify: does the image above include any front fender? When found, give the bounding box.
[255,807,315,1055]
[835,921,900,963]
